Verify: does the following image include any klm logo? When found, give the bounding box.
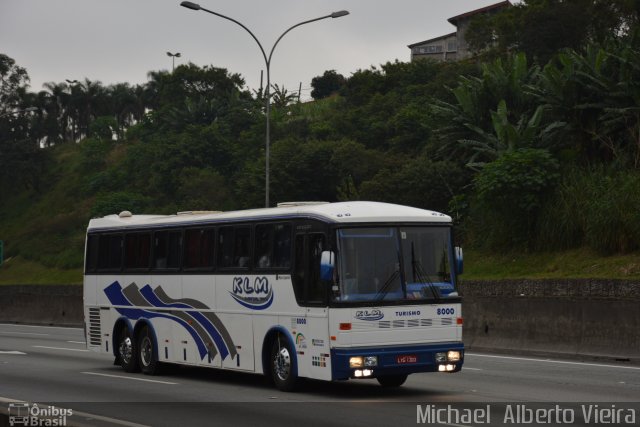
[230,277,273,310]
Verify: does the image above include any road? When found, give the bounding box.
[0,323,638,427]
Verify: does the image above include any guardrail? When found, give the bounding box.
[1,280,638,362]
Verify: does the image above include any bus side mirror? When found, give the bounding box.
[455,247,463,275]
[320,251,335,281]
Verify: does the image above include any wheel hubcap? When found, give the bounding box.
[274,346,291,381]
[120,336,133,365]
[140,336,152,367]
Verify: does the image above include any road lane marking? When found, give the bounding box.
[0,332,49,336]
[467,353,640,370]
[0,323,82,330]
[0,351,26,355]
[69,409,152,427]
[32,345,89,352]
[67,341,86,344]
[462,367,482,371]
[81,371,178,385]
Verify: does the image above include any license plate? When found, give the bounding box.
[396,354,417,364]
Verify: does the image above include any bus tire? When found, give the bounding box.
[118,326,139,373]
[137,326,161,375]
[377,374,408,388]
[270,335,298,392]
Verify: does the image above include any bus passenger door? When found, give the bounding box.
[294,233,331,381]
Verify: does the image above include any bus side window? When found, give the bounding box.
[85,235,99,273]
[233,227,251,268]
[255,223,292,269]
[98,234,123,271]
[154,230,183,269]
[292,233,327,306]
[255,225,272,268]
[293,235,305,303]
[307,234,326,304]
[218,226,250,269]
[125,233,151,270]
[184,228,214,270]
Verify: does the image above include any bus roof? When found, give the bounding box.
[87,201,452,231]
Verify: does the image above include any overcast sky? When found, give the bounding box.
[2,0,501,100]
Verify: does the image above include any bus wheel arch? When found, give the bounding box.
[262,327,298,391]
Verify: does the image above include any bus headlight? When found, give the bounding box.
[364,356,378,367]
[436,351,461,363]
[447,351,461,362]
[351,356,377,368]
[349,357,363,368]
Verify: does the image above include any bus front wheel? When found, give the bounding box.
[270,335,298,392]
[118,326,139,373]
[377,374,408,388]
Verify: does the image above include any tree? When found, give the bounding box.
[0,53,30,115]
[310,70,346,100]
[465,0,640,64]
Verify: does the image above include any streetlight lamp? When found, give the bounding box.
[180,1,349,208]
[167,51,182,71]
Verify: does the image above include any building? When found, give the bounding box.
[408,1,510,62]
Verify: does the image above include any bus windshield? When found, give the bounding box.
[333,226,456,303]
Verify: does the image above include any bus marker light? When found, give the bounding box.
[330,336,336,341]
[457,317,463,325]
[339,323,352,331]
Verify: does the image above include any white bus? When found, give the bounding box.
[83,201,464,390]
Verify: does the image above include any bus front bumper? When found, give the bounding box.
[330,342,464,380]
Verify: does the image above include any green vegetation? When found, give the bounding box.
[0,257,82,285]
[464,249,640,281]
[1,1,640,284]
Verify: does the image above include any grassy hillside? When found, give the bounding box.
[464,248,640,281]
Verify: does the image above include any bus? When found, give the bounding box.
[83,201,464,391]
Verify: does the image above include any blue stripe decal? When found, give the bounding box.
[139,285,191,309]
[139,284,230,359]
[104,281,209,360]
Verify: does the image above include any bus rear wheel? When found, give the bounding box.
[118,326,139,373]
[270,335,298,392]
[377,374,408,388]
[137,326,161,375]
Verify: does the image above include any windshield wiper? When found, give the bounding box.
[375,268,401,301]
[411,242,440,302]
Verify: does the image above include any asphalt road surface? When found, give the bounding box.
[0,323,638,427]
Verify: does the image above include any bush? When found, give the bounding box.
[537,168,640,253]
[471,148,559,248]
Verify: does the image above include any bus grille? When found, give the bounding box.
[88,307,102,346]
[353,317,454,330]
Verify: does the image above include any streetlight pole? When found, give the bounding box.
[180,1,349,208]
[167,51,181,71]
